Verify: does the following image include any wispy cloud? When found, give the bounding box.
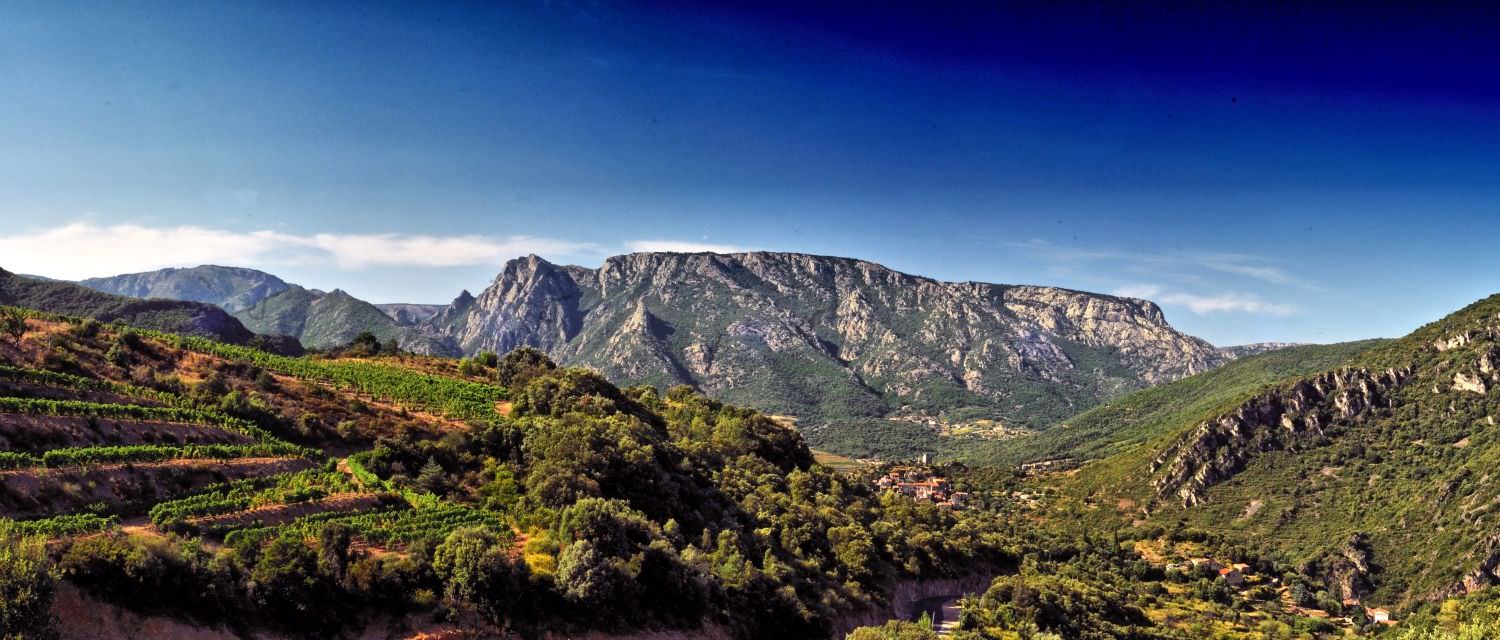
[625,239,749,254]
[1114,284,1298,316]
[0,223,600,279]
[1008,239,1295,286]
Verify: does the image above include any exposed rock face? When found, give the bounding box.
[1151,366,1412,507]
[1217,342,1301,359]
[79,265,291,313]
[421,252,1231,428]
[375,303,444,326]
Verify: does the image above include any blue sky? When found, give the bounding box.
[1,1,1497,346]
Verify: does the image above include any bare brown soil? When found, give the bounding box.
[0,457,315,519]
[0,379,166,406]
[0,413,253,451]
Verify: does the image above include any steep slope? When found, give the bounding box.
[79,265,291,313]
[1073,293,1500,605]
[0,267,285,349]
[237,286,455,354]
[970,340,1385,469]
[422,252,1230,445]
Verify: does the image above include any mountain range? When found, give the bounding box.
[0,267,298,353]
[69,253,1280,456]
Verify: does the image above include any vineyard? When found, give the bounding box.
[148,468,358,528]
[0,307,518,563]
[162,331,507,421]
[222,502,508,548]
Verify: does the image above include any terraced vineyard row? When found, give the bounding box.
[0,513,118,536]
[164,332,507,421]
[223,502,508,548]
[0,364,181,406]
[149,468,357,529]
[0,443,307,469]
[0,397,308,450]
[3,304,506,421]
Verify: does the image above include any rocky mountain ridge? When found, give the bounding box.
[417,251,1235,436]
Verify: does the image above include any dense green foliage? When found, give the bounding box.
[964,340,1387,468]
[1063,294,1500,608]
[1392,589,1500,639]
[0,528,56,640]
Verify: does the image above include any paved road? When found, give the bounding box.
[910,595,963,635]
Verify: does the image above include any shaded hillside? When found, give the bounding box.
[420,252,1232,450]
[236,286,454,354]
[1070,293,1500,606]
[79,265,291,313]
[968,340,1385,469]
[0,268,292,351]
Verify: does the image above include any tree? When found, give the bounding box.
[347,332,381,356]
[555,540,638,624]
[416,457,449,495]
[432,526,527,626]
[845,620,939,640]
[0,530,56,640]
[0,311,25,344]
[495,347,556,387]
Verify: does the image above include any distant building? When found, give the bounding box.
[1218,567,1243,587]
[1368,608,1392,624]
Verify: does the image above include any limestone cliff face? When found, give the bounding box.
[422,252,1229,428]
[1150,366,1413,508]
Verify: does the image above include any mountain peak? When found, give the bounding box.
[77,265,292,313]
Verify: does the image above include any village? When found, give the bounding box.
[872,464,972,510]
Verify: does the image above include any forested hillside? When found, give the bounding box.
[1061,293,1500,608]
[965,340,1387,469]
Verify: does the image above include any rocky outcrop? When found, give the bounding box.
[1218,342,1301,359]
[421,252,1231,430]
[1151,366,1412,507]
[375,303,444,326]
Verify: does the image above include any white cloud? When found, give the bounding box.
[304,233,598,269]
[1113,284,1163,299]
[0,222,599,279]
[1009,240,1297,286]
[625,239,748,254]
[1113,284,1297,317]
